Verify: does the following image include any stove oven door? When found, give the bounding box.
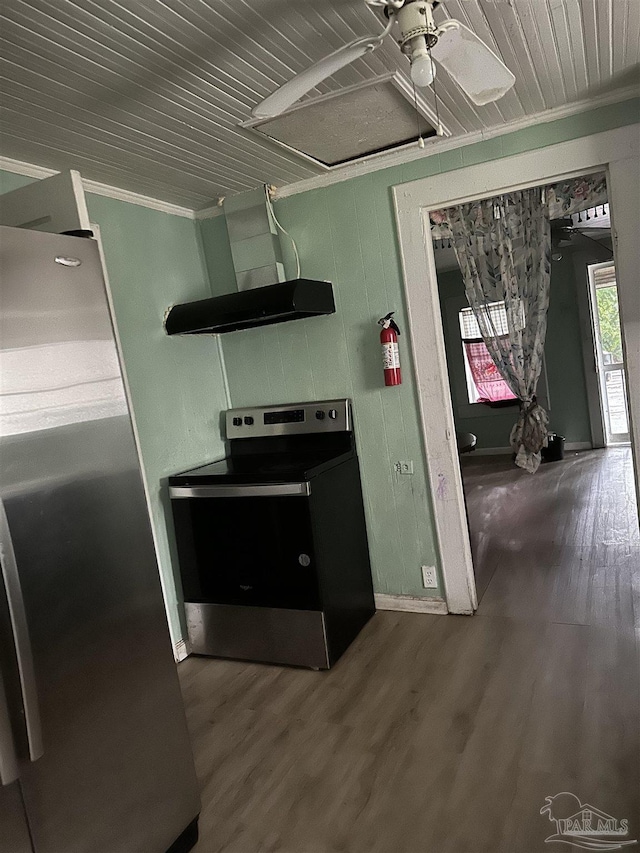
[169,482,320,611]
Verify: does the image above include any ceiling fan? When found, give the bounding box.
[550,217,612,261]
[252,0,516,120]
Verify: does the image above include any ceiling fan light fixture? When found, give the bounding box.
[396,2,438,87]
[410,41,436,87]
[397,1,438,51]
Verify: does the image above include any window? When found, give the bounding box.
[458,303,518,405]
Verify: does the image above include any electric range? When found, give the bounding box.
[168,399,375,669]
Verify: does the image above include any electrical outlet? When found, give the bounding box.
[421,565,437,588]
[395,460,414,475]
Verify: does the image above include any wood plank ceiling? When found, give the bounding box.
[0,0,638,209]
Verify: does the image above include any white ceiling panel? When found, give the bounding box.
[0,0,638,209]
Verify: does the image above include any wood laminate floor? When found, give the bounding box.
[179,448,639,853]
[462,447,640,605]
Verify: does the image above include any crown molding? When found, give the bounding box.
[274,85,640,200]
[194,203,224,220]
[83,179,194,218]
[0,155,195,219]
[0,156,57,181]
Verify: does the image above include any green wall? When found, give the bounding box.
[437,251,594,449]
[544,249,597,445]
[201,97,639,601]
[0,170,228,645]
[86,195,228,645]
[0,171,34,194]
[208,183,441,598]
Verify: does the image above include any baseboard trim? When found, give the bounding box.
[472,441,593,456]
[174,639,190,662]
[374,594,448,614]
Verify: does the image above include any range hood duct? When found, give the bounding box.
[225,185,285,292]
[165,279,335,335]
[165,186,334,335]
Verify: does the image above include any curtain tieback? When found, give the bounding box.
[513,396,549,459]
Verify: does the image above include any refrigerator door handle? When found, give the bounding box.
[0,667,19,786]
[0,498,44,763]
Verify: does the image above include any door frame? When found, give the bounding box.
[573,251,608,449]
[587,260,630,445]
[393,123,640,615]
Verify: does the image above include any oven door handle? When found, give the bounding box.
[169,483,311,498]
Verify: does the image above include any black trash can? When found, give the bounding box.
[542,433,565,462]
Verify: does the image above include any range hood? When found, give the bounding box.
[165,186,334,335]
[165,279,335,335]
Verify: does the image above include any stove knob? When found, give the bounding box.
[328,409,338,420]
[244,416,254,425]
[232,417,242,427]
[315,410,325,420]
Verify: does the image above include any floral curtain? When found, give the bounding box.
[449,188,552,472]
[430,172,607,246]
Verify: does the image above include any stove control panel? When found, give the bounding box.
[226,399,351,438]
[264,409,305,425]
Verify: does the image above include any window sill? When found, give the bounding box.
[475,399,520,409]
[455,401,520,420]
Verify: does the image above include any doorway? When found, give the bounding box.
[588,261,630,445]
[432,176,616,601]
[393,123,640,613]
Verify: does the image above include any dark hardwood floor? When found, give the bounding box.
[179,448,639,853]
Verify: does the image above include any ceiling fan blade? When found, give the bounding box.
[576,227,610,236]
[431,20,516,106]
[251,38,380,119]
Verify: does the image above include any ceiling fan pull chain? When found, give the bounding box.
[411,80,425,148]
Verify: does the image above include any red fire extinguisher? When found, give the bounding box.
[378,312,402,386]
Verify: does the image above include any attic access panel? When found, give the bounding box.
[247,76,437,167]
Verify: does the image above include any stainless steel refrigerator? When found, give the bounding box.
[0,226,200,853]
